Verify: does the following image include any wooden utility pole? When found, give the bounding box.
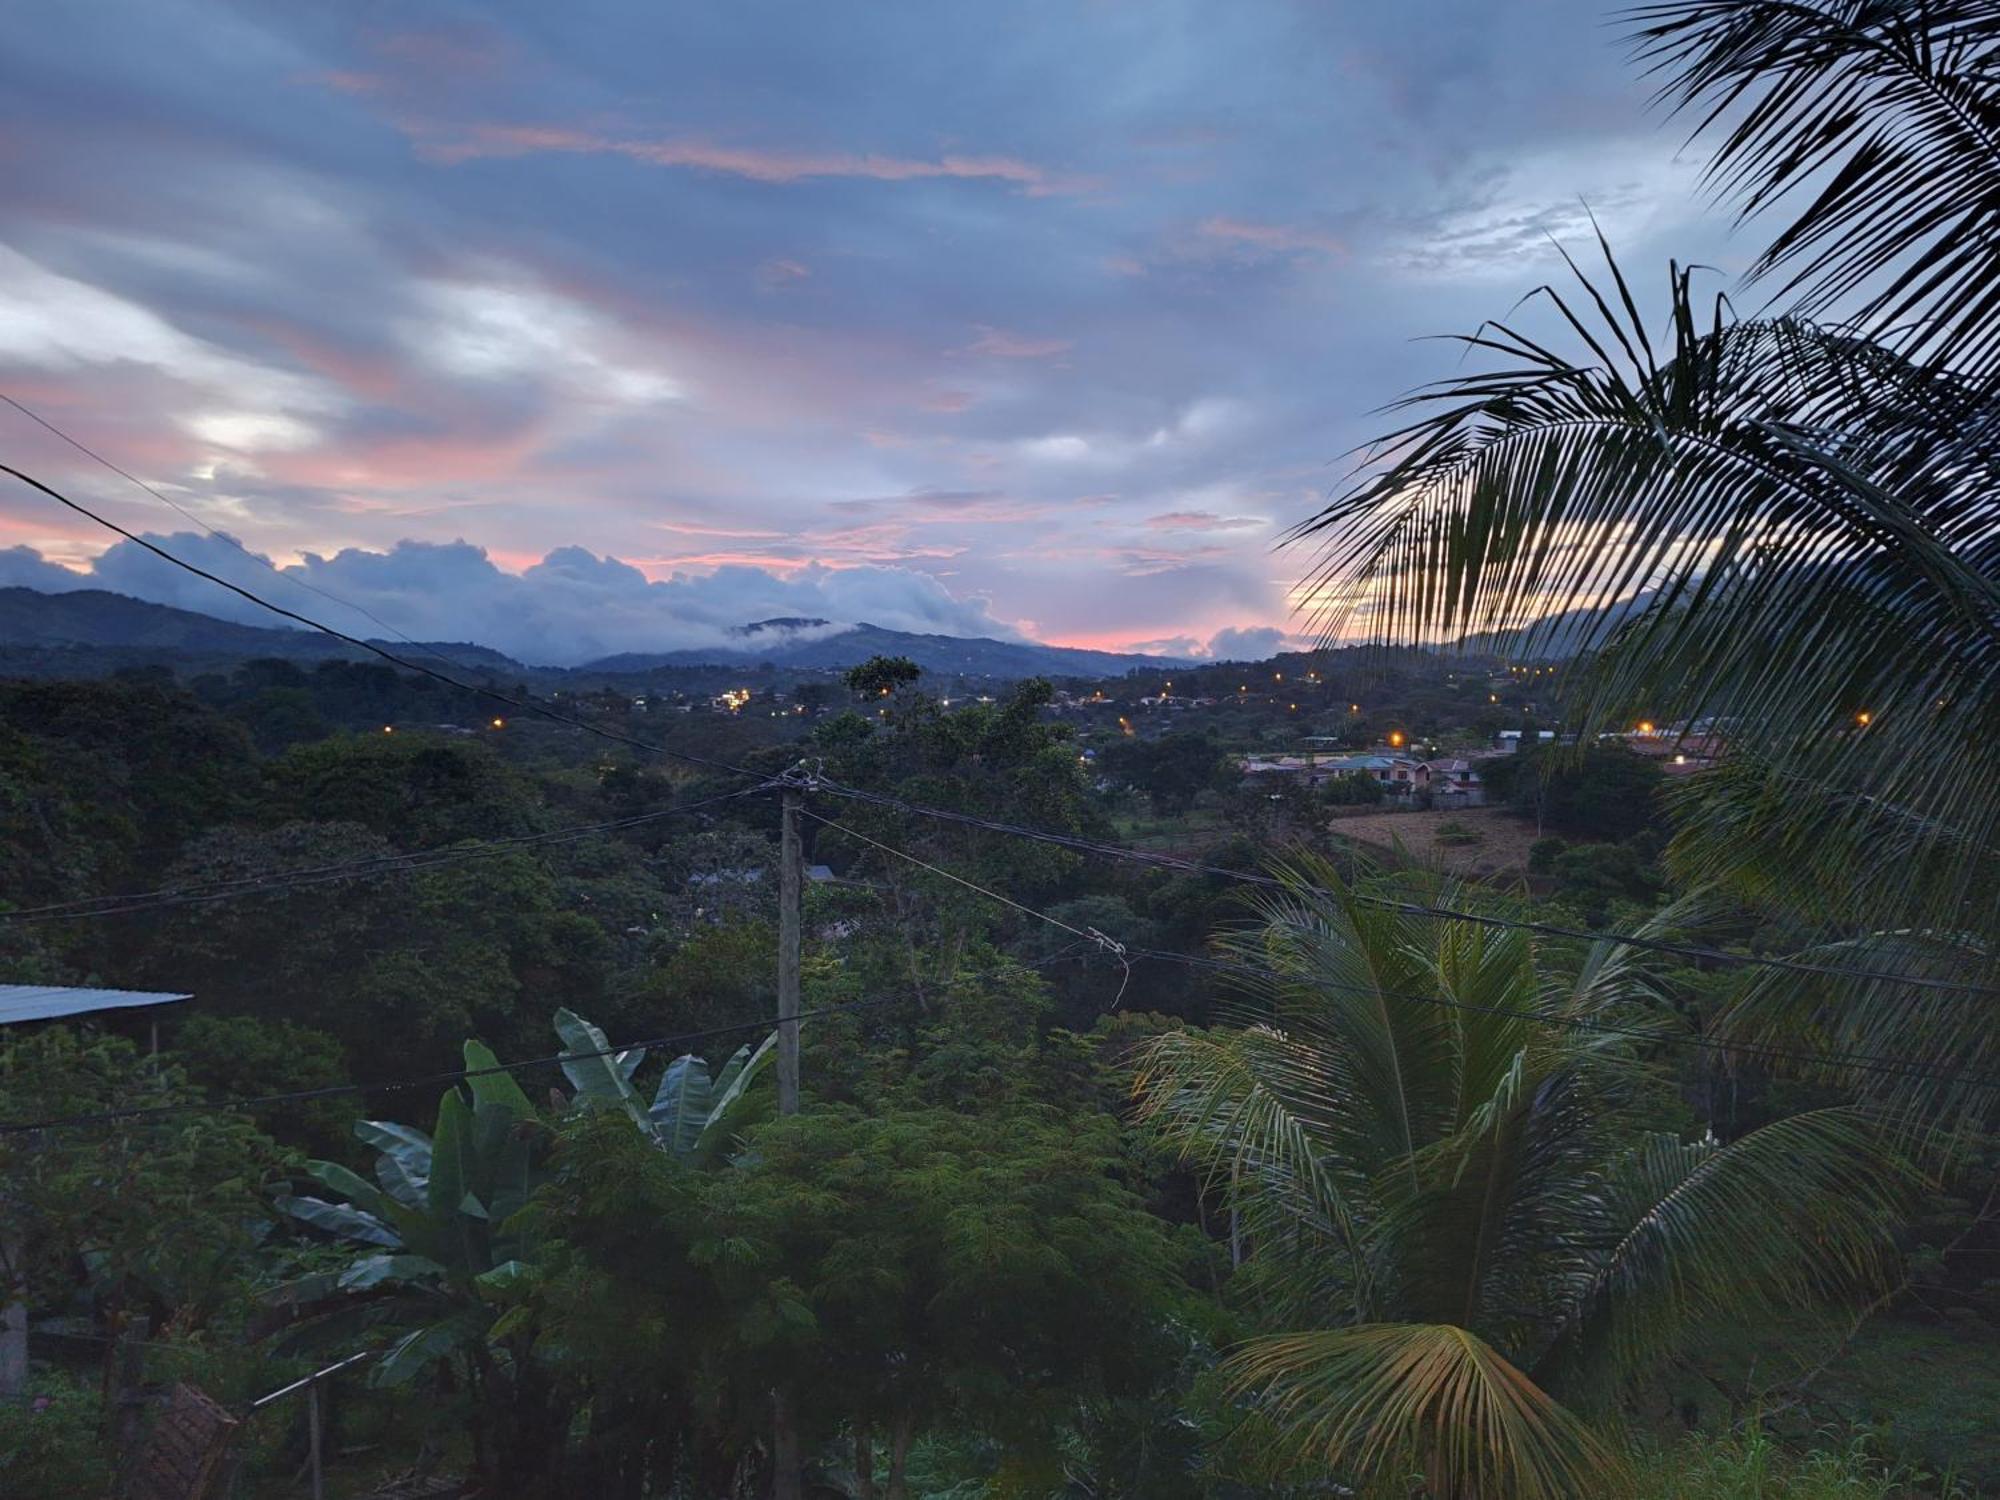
[772,785,803,1499]
[777,787,802,1117]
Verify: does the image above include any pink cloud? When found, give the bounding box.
[964,325,1071,358]
[1103,254,1147,277]
[417,124,1089,194]
[1144,510,1267,532]
[307,70,388,96]
[1118,543,1235,576]
[1196,216,1345,257]
[919,387,976,412]
[757,257,811,287]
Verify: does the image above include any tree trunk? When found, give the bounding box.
[854,1427,876,1500]
[772,1386,801,1500]
[884,1411,916,1500]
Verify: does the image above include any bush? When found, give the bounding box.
[0,1372,111,1498]
[1635,1424,1956,1499]
[1528,836,1567,874]
[1434,819,1482,846]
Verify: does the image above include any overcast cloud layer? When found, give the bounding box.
[0,1,1734,663]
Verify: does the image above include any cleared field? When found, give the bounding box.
[1326,804,1543,879]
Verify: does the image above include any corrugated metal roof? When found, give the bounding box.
[0,985,191,1026]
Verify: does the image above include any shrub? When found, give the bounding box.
[0,1372,111,1498]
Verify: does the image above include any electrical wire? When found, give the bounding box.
[0,391,490,682]
[1118,945,2000,1095]
[802,807,1133,1009]
[0,784,772,924]
[806,806,2000,1094]
[0,459,768,784]
[0,993,905,1136]
[812,782,2000,997]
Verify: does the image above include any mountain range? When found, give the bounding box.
[0,587,1186,681]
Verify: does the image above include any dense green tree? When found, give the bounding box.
[1097,730,1229,816]
[706,1101,1193,1498]
[0,1027,286,1340]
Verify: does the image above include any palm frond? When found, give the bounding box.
[1537,1106,1919,1396]
[1714,927,1999,1126]
[1291,258,1999,946]
[1627,0,2000,369]
[1132,1024,1379,1316]
[1224,1322,1627,1497]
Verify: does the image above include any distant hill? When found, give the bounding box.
[0,587,1183,681]
[1457,592,1657,657]
[0,587,524,676]
[583,622,1184,678]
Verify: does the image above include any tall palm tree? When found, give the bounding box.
[1288,0,2000,1122]
[1134,861,1915,1496]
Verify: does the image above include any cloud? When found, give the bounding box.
[757,257,811,288]
[1382,141,1700,279]
[403,276,681,405]
[1195,216,1345,258]
[0,544,93,592]
[1205,623,1292,660]
[6,532,1020,665]
[964,326,1072,359]
[414,125,1090,194]
[0,243,342,452]
[1144,510,1266,532]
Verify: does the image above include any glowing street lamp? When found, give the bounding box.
[1856,710,1872,726]
[1388,730,1406,749]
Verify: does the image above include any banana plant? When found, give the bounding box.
[552,1007,779,1166]
[275,1038,543,1385]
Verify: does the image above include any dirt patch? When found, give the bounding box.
[1326,805,1543,879]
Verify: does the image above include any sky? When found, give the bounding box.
[0,0,1738,666]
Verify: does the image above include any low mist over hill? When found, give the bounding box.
[0,587,1187,681]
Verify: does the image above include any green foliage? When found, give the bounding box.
[1319,770,1384,807]
[1481,745,1666,842]
[1635,1425,1950,1500]
[0,1026,286,1328]
[1097,731,1228,816]
[170,1013,353,1157]
[844,654,923,700]
[0,1371,112,1498]
[1133,860,1919,1494]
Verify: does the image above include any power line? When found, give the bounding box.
[813,782,2000,997]
[806,807,2000,1094]
[1119,945,2000,1095]
[0,993,905,1136]
[0,391,493,683]
[0,785,772,924]
[802,806,1132,1007]
[0,459,767,784]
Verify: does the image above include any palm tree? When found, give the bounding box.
[1288,0,2000,1123]
[1134,861,1915,1496]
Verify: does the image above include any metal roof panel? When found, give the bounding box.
[0,985,192,1026]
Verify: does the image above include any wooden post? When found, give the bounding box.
[777,787,802,1118]
[773,786,802,1499]
[307,1382,324,1500]
[113,1314,150,1480]
[0,1232,25,1400]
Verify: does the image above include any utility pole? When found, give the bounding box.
[773,784,803,1499]
[778,786,802,1118]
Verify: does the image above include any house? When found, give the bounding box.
[1492,730,1558,753]
[1241,753,1429,793]
[1424,757,1487,805]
